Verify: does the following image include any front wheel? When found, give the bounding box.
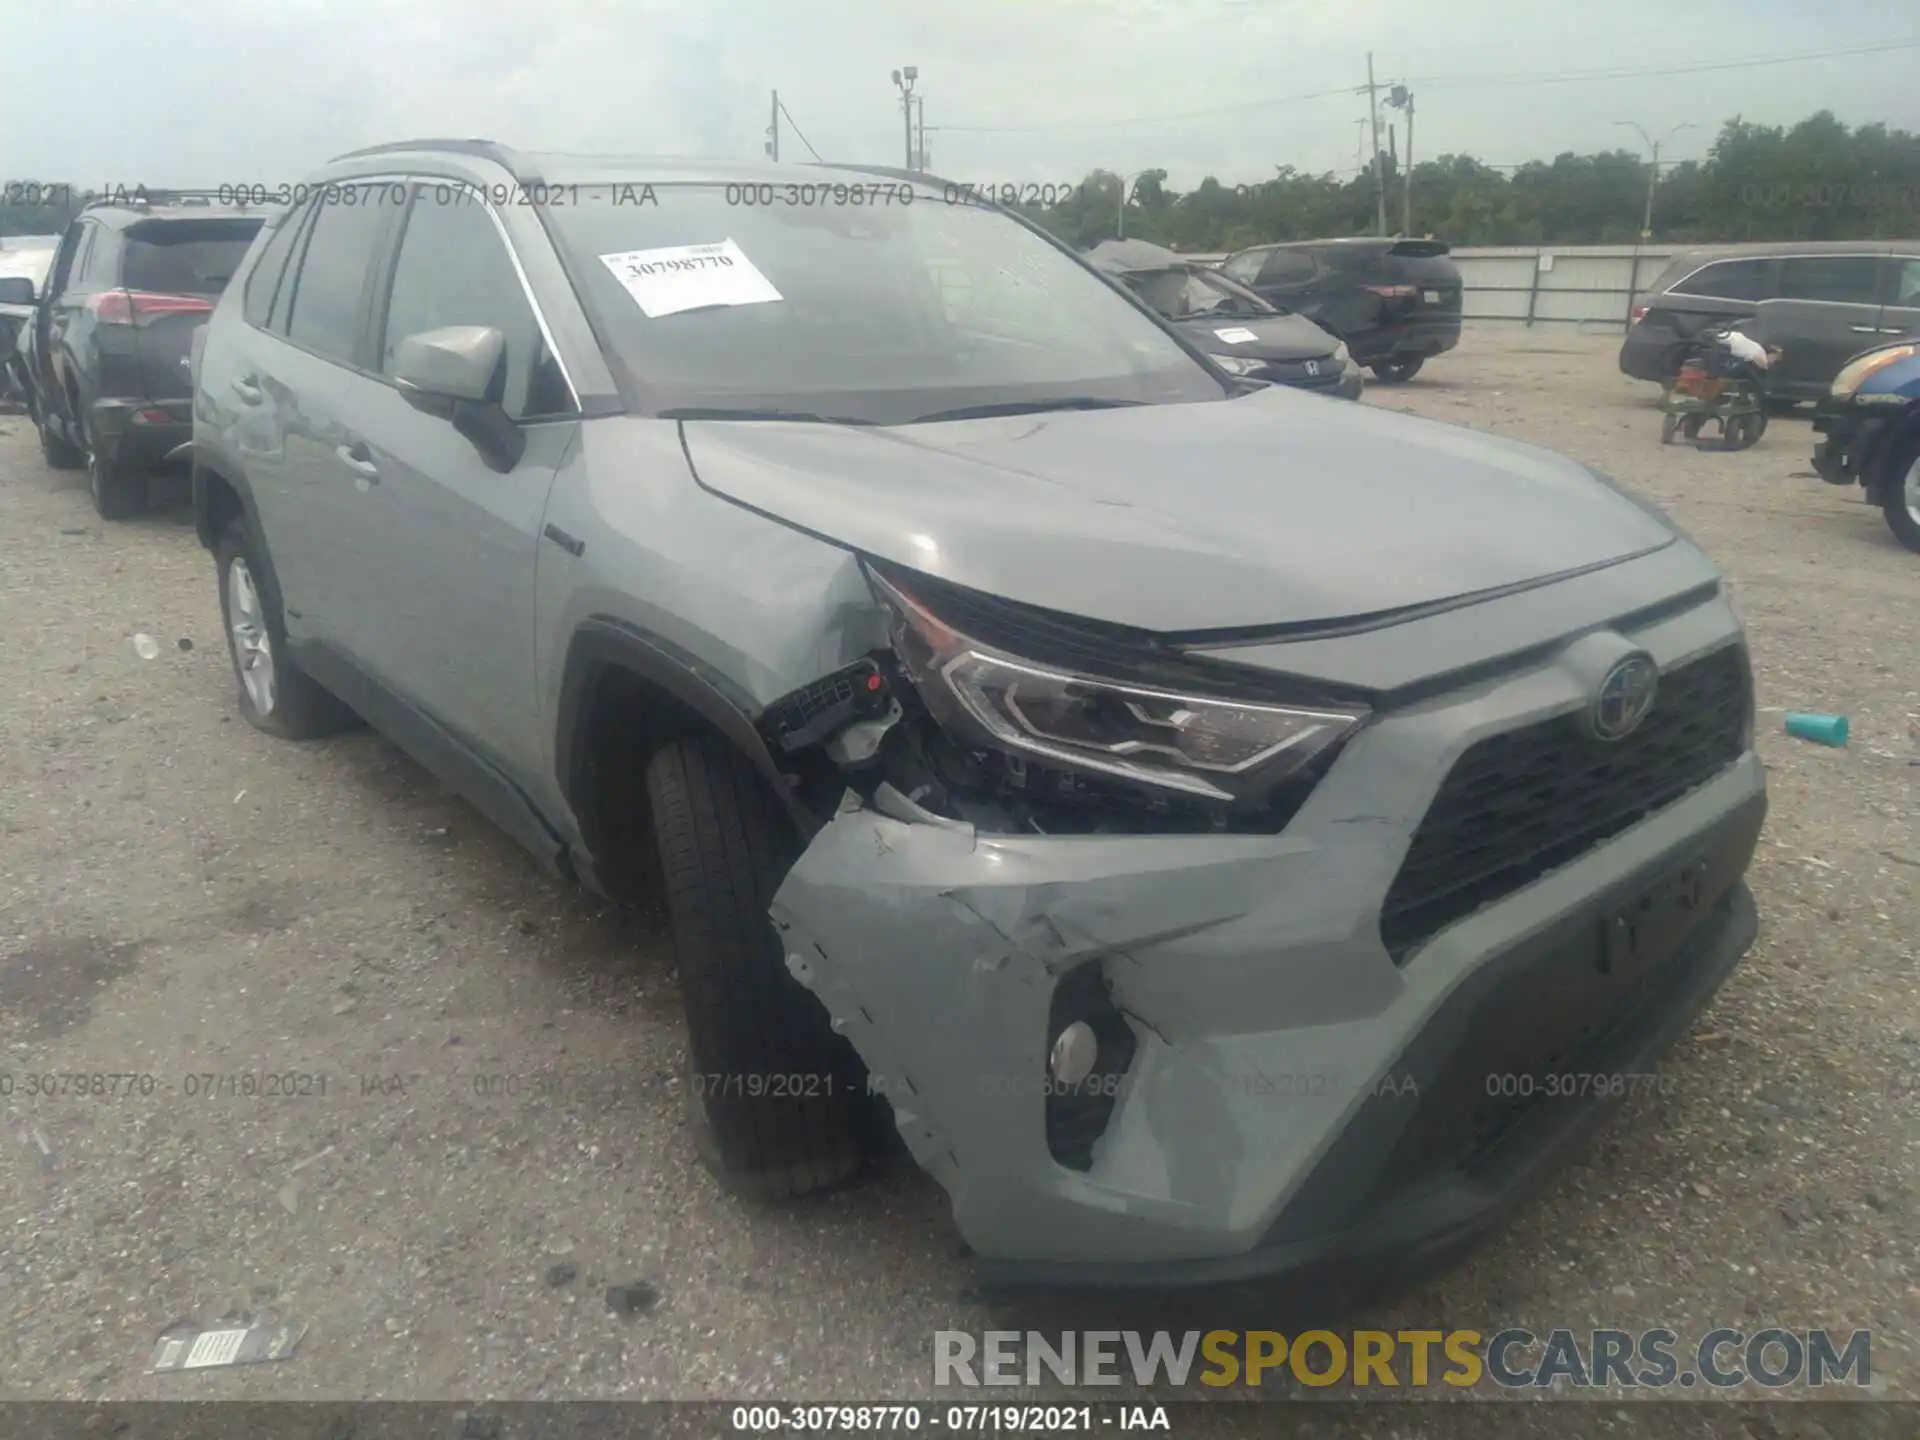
[1882,439,1920,555]
[1370,356,1425,383]
[37,403,84,471]
[647,734,880,1200]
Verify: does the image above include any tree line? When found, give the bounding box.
[1014,112,1918,252]
[4,110,1914,251]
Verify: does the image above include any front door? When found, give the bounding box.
[1760,253,1891,396]
[328,182,579,778]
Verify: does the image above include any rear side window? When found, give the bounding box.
[1892,258,1920,307]
[1258,249,1316,285]
[1674,258,1771,301]
[1775,254,1882,306]
[123,219,262,296]
[243,212,304,329]
[284,184,402,366]
[76,225,118,287]
[377,186,574,420]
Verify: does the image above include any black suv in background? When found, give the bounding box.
[1618,243,1920,405]
[1219,237,1463,381]
[21,194,262,517]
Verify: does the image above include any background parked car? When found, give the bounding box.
[1811,334,1920,552]
[1217,236,1463,382]
[0,235,57,405]
[1619,241,1920,405]
[1085,238,1363,399]
[21,194,262,518]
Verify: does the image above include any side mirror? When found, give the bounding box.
[391,325,526,473]
[0,276,37,306]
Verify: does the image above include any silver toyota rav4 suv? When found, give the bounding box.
[191,140,1766,1289]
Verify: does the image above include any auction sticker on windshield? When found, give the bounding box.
[598,239,782,318]
[1214,328,1260,344]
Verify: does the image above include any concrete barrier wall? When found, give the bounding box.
[1187,245,1693,332]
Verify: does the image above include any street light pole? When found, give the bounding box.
[1115,169,1150,239]
[891,67,920,169]
[1615,120,1694,239]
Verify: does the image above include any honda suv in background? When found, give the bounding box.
[22,193,262,517]
[191,140,1763,1289]
[1619,242,1920,405]
[1219,237,1463,381]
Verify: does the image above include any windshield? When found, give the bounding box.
[544,183,1226,423]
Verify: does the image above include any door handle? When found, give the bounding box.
[1849,325,1881,334]
[231,374,264,404]
[336,443,380,484]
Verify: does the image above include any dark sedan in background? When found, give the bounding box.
[19,194,261,518]
[0,235,58,405]
[1218,236,1462,382]
[1086,239,1363,399]
[1619,241,1920,406]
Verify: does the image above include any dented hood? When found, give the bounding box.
[677,387,1675,633]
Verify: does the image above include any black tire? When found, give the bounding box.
[1660,413,1680,445]
[647,734,878,1200]
[1881,436,1920,555]
[214,519,360,739]
[37,402,84,471]
[84,417,147,520]
[1370,356,1425,383]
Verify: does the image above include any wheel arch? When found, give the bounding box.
[554,617,812,891]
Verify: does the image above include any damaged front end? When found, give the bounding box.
[752,561,1381,1260]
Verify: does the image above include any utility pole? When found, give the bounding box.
[891,67,920,170]
[1363,52,1387,236]
[1386,84,1415,236]
[1615,120,1694,239]
[766,90,779,161]
[915,96,926,169]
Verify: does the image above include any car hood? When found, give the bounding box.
[677,386,1677,633]
[1175,312,1340,363]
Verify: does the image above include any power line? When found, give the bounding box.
[776,99,822,161]
[1405,38,1920,88]
[932,38,1919,135]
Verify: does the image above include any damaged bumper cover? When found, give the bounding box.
[769,603,1765,1286]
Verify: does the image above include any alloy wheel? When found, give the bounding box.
[227,556,278,715]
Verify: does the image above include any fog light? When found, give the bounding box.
[1048,1021,1098,1086]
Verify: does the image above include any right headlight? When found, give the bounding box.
[867,567,1368,803]
[1211,353,1264,377]
[1831,343,1916,398]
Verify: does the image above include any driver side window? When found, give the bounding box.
[378,185,575,420]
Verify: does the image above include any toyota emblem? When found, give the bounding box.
[1591,654,1658,741]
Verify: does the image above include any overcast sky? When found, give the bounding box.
[6,1,1915,190]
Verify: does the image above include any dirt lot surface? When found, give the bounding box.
[1,326,1916,1433]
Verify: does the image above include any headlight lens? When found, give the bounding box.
[1831,343,1916,398]
[868,567,1368,802]
[1212,353,1263,376]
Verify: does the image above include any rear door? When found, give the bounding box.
[1875,252,1920,343]
[235,184,405,642]
[1252,246,1322,317]
[1760,252,1888,395]
[118,217,262,401]
[330,180,578,773]
[40,221,101,421]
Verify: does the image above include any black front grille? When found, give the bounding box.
[1380,644,1749,962]
[1265,360,1341,389]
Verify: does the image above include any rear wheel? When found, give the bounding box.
[215,520,360,739]
[1882,438,1920,555]
[1370,356,1425,383]
[84,417,147,520]
[647,733,879,1200]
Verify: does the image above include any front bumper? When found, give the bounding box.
[772,597,1764,1285]
[1810,401,1891,487]
[88,397,194,472]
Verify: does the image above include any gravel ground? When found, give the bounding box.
[0,326,1916,1430]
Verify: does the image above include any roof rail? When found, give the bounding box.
[327,138,534,180]
[79,188,250,213]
